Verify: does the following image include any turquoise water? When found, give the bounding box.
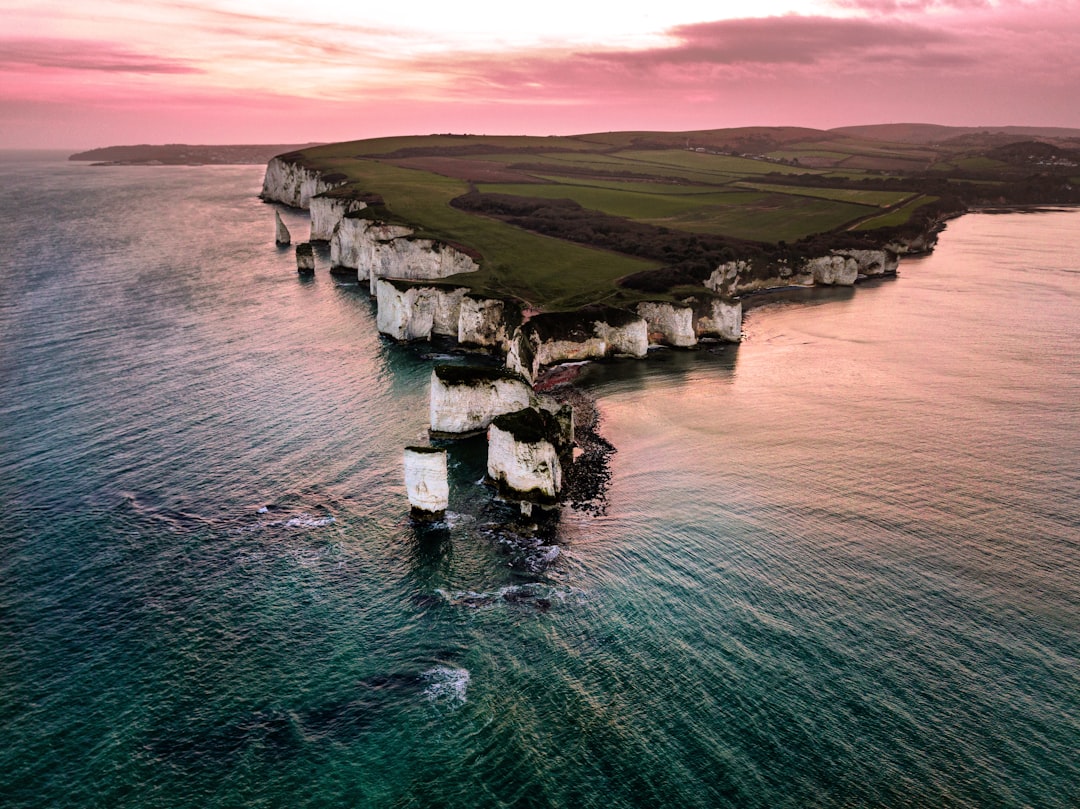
[1,155,1077,808]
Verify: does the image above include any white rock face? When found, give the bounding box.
[685,295,743,342]
[366,237,479,296]
[429,367,534,434]
[487,412,562,502]
[330,217,412,276]
[274,211,291,245]
[310,195,366,241]
[807,255,859,286]
[403,447,449,514]
[837,248,898,277]
[329,215,480,291]
[458,296,520,353]
[635,301,697,347]
[595,317,649,357]
[261,157,342,209]
[375,280,468,341]
[709,259,814,295]
[705,260,749,296]
[506,309,648,383]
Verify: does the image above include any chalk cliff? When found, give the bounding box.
[710,259,813,295]
[376,279,469,342]
[261,157,343,209]
[684,294,743,342]
[458,295,523,353]
[635,301,697,347]
[807,254,859,286]
[366,236,479,296]
[310,194,367,242]
[507,307,648,383]
[327,211,480,291]
[403,446,449,516]
[841,248,900,277]
[330,216,413,276]
[429,365,535,435]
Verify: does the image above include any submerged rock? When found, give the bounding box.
[403,446,449,518]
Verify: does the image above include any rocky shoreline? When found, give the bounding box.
[260,156,944,520]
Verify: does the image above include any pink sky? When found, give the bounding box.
[1,0,1078,149]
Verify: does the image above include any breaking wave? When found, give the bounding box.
[422,666,470,707]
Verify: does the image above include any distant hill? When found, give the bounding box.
[69,143,324,165]
[830,123,1080,146]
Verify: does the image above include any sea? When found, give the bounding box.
[1,152,1077,809]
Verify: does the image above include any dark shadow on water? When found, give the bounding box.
[742,276,896,312]
[573,340,740,393]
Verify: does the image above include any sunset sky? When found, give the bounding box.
[2,0,1078,148]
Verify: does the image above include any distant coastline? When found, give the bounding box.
[68,143,324,166]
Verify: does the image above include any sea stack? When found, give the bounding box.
[275,210,291,245]
[486,407,572,504]
[403,446,449,519]
[296,243,315,275]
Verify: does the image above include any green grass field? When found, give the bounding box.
[852,196,941,231]
[737,182,916,207]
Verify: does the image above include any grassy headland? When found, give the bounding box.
[275,126,1080,308]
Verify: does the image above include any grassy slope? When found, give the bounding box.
[298,156,655,308]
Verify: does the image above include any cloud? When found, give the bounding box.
[404,14,974,102]
[830,0,994,12]
[0,39,200,74]
[601,16,958,66]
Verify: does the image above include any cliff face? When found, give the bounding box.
[711,259,813,295]
[330,217,413,276]
[429,366,534,434]
[710,248,899,294]
[507,308,648,382]
[375,278,524,358]
[685,295,742,342]
[327,213,480,290]
[635,301,696,347]
[366,237,479,295]
[839,249,899,277]
[310,195,367,242]
[807,254,860,286]
[375,280,468,341]
[458,295,522,353]
[261,158,343,209]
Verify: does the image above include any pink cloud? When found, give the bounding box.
[0,38,200,74]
